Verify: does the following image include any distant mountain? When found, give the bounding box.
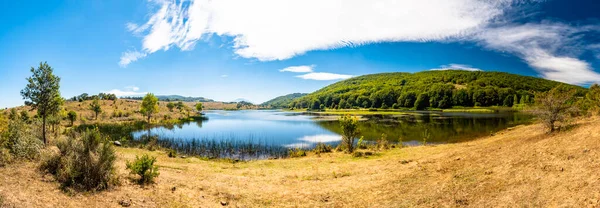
[122,95,214,102]
[232,98,253,104]
[261,93,308,109]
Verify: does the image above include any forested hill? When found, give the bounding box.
[289,70,586,110]
[261,93,308,108]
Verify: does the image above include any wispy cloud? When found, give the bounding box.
[279,65,314,73]
[220,74,228,78]
[296,72,353,81]
[125,0,600,84]
[430,64,482,71]
[103,86,147,97]
[119,50,147,67]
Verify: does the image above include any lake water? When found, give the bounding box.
[133,110,532,158]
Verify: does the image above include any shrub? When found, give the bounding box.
[352,151,363,158]
[339,115,360,153]
[126,154,159,184]
[167,150,177,158]
[530,85,577,132]
[0,148,12,167]
[40,128,117,191]
[377,133,389,150]
[313,142,332,154]
[5,120,43,160]
[288,148,307,158]
[357,136,367,149]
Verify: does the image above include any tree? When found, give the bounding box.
[20,110,30,123]
[89,97,102,120]
[339,115,360,153]
[311,99,321,110]
[175,101,185,112]
[167,102,175,112]
[195,102,203,113]
[20,62,64,144]
[530,86,577,132]
[586,84,600,113]
[140,93,159,123]
[67,111,77,126]
[414,93,430,110]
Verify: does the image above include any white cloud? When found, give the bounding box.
[220,74,228,78]
[430,64,482,71]
[474,23,600,84]
[103,86,147,97]
[119,50,147,67]
[280,65,314,73]
[125,0,600,84]
[296,72,353,81]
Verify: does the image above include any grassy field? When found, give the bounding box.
[2,117,600,207]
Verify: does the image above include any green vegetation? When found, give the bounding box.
[287,70,585,111]
[40,128,117,191]
[339,115,360,153]
[126,154,159,184]
[67,111,77,126]
[20,62,64,144]
[261,93,307,109]
[166,102,175,112]
[530,85,578,132]
[195,102,203,113]
[89,97,102,120]
[140,93,159,123]
[122,95,214,102]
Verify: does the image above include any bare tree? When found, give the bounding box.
[530,86,577,132]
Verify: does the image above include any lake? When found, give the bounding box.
[133,110,532,159]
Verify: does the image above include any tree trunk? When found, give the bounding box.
[42,116,47,145]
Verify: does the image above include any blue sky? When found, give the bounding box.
[1,0,600,108]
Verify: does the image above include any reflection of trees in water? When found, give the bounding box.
[317,113,532,144]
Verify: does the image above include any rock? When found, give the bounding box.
[180,155,187,158]
[400,160,410,164]
[484,170,493,175]
[584,149,590,153]
[119,199,131,207]
[455,157,461,161]
[220,201,228,206]
[171,186,177,192]
[113,141,122,146]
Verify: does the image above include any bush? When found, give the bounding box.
[0,148,12,167]
[40,128,117,191]
[167,150,177,158]
[313,142,332,154]
[377,133,389,150]
[356,136,367,149]
[126,154,159,184]
[288,148,307,158]
[5,120,43,160]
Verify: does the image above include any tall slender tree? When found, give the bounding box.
[89,97,102,120]
[21,62,64,144]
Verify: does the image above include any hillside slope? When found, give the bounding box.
[2,117,600,207]
[261,93,307,108]
[291,70,585,110]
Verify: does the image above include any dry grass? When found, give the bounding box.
[2,117,600,207]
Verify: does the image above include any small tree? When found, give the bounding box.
[140,93,159,123]
[20,62,64,144]
[530,86,577,132]
[89,97,102,120]
[126,154,159,184]
[339,115,360,153]
[166,102,175,112]
[195,102,203,113]
[67,111,77,126]
[20,110,30,123]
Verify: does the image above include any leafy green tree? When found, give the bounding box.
[311,99,321,110]
[67,111,77,126]
[338,99,346,110]
[20,62,64,144]
[89,97,102,120]
[414,93,430,110]
[586,84,600,113]
[166,102,175,112]
[530,86,577,132]
[20,110,30,123]
[339,115,360,153]
[140,93,159,123]
[195,102,203,113]
[8,108,18,120]
[175,101,185,112]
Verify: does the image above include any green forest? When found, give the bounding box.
[287,70,586,110]
[261,93,308,108]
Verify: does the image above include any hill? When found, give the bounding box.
[122,95,214,102]
[261,93,308,108]
[291,70,585,110]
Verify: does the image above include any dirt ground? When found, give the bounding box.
[1,117,600,207]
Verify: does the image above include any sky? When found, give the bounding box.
[1,0,600,108]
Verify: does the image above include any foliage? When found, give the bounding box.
[122,95,214,102]
[288,148,307,158]
[40,128,117,191]
[140,93,159,123]
[166,102,175,112]
[261,93,307,109]
[195,102,203,112]
[530,85,578,132]
[339,115,360,153]
[89,97,102,120]
[357,136,367,149]
[67,111,77,126]
[3,120,43,161]
[20,61,64,144]
[19,110,30,123]
[289,70,584,110]
[313,142,332,154]
[377,133,389,150]
[126,154,159,184]
[586,84,600,114]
